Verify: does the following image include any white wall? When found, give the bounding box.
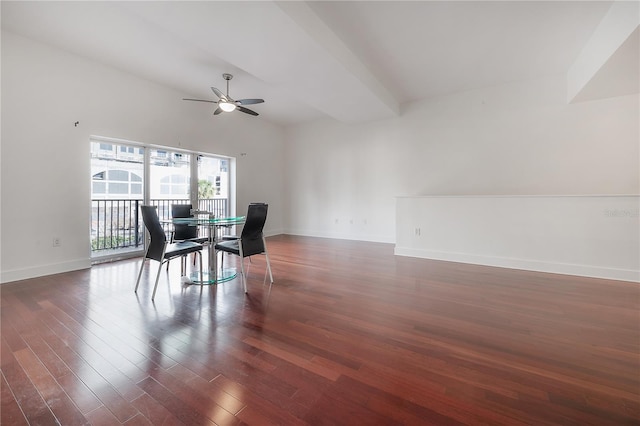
[1,32,285,283]
[3,31,638,283]
[396,195,639,282]
[284,76,639,246]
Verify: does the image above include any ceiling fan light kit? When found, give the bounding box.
[219,101,236,112]
[182,73,264,117]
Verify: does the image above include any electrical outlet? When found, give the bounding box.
[53,237,61,247]
[414,228,421,236]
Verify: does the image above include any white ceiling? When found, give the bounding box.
[1,1,616,126]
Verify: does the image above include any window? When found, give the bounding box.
[149,148,191,200]
[91,170,144,196]
[109,170,129,181]
[92,181,106,194]
[197,155,229,216]
[90,138,232,258]
[159,175,190,195]
[91,141,146,257]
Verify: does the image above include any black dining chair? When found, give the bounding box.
[219,202,264,264]
[135,205,204,300]
[170,203,210,269]
[220,202,265,241]
[214,203,273,293]
[171,204,209,244]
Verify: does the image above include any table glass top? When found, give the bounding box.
[168,216,245,225]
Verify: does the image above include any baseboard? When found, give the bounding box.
[264,228,285,238]
[284,229,395,244]
[1,258,92,284]
[394,247,640,283]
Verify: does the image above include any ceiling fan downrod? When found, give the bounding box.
[223,73,233,97]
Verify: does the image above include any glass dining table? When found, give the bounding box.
[164,214,245,284]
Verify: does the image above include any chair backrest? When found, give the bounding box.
[171,203,197,240]
[140,205,167,261]
[172,203,193,218]
[240,203,268,257]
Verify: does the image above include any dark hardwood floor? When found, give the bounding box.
[1,235,638,425]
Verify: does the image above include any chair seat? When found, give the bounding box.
[165,241,204,259]
[180,236,210,245]
[214,239,239,255]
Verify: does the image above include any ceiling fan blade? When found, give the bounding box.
[237,106,259,116]
[183,98,216,103]
[211,87,225,100]
[213,107,223,115]
[236,98,264,105]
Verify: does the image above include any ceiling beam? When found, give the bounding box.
[274,1,400,122]
[567,1,640,103]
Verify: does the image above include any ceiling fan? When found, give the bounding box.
[183,73,264,116]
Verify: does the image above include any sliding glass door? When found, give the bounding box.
[90,138,231,261]
[90,141,145,257]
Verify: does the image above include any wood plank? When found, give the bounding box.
[1,372,28,426]
[0,235,637,425]
[0,339,59,425]
[13,347,89,425]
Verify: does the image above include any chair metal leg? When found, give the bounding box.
[135,248,151,293]
[135,258,146,293]
[262,236,274,284]
[151,261,163,301]
[239,245,248,293]
[151,245,169,301]
[240,258,247,293]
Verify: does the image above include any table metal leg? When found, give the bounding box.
[188,222,237,285]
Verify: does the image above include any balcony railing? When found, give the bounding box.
[91,198,228,253]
